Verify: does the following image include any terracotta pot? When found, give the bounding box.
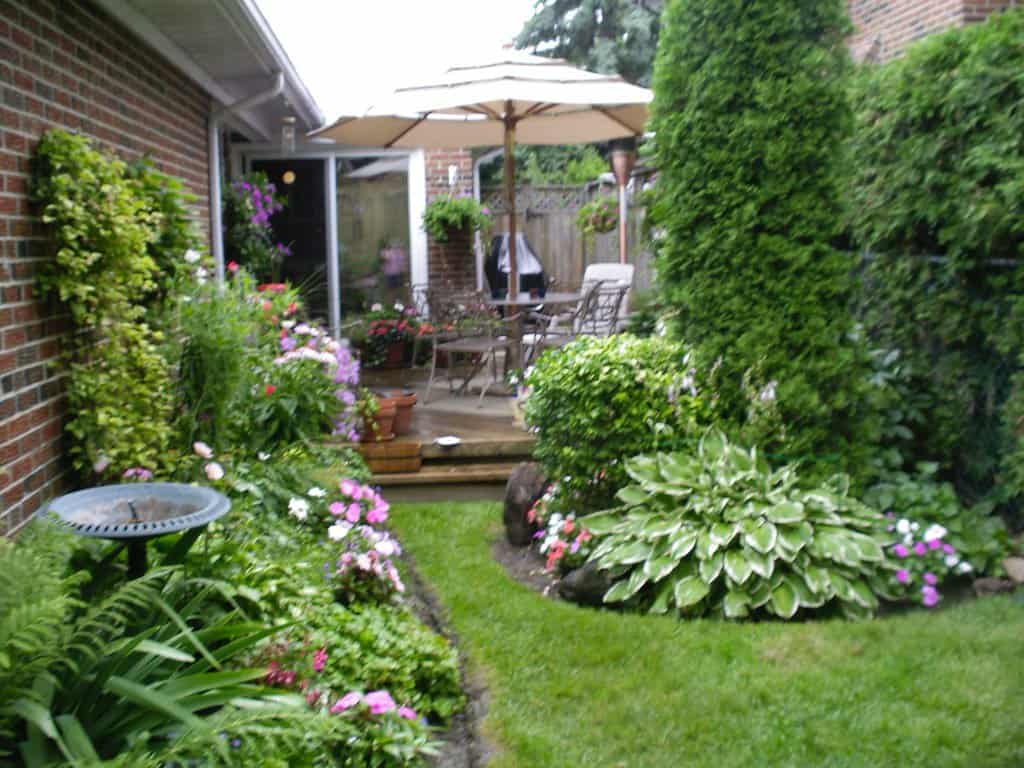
[382,389,417,436]
[360,403,396,442]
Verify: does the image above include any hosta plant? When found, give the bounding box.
[582,432,893,620]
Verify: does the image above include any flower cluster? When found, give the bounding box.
[121,466,154,482]
[887,518,972,607]
[529,484,594,572]
[192,441,225,481]
[232,177,284,229]
[261,642,418,721]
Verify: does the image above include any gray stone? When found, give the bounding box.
[1002,557,1024,585]
[972,577,1016,597]
[558,561,613,607]
[502,462,546,547]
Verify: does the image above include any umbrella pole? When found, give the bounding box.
[503,112,522,371]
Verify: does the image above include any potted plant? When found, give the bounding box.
[576,195,618,245]
[355,388,396,442]
[377,389,417,436]
[359,304,418,369]
[421,194,491,242]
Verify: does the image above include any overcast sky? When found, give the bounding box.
[256,0,539,122]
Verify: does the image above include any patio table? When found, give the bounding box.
[485,292,581,371]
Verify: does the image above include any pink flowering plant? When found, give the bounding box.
[528,483,595,573]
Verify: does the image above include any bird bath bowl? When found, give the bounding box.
[44,483,230,577]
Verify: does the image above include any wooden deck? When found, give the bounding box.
[330,368,535,498]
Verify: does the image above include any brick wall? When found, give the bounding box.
[848,0,1017,62]
[424,148,476,291]
[0,0,212,534]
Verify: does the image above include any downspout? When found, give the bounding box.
[209,72,285,286]
[472,148,504,293]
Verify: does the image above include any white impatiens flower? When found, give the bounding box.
[370,303,382,312]
[288,498,309,521]
[204,462,224,481]
[258,452,271,462]
[375,540,396,557]
[193,441,214,459]
[394,302,405,312]
[895,519,912,535]
[944,554,960,568]
[327,522,351,541]
[281,320,296,330]
[308,487,327,498]
[923,524,948,542]
[910,521,920,532]
[184,249,201,264]
[955,561,973,574]
[356,554,372,571]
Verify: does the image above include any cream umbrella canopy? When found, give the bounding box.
[311,49,652,301]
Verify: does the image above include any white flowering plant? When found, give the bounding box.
[528,483,595,573]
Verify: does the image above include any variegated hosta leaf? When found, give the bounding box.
[624,455,661,484]
[603,568,648,603]
[724,549,753,585]
[580,511,622,535]
[643,516,682,539]
[776,521,813,554]
[766,501,806,524]
[709,521,740,547]
[649,582,674,614]
[643,553,678,583]
[770,580,799,619]
[744,521,778,554]
[616,485,649,507]
[723,589,750,619]
[610,540,652,565]
[673,576,710,609]
[669,529,698,558]
[699,551,723,583]
[745,548,775,579]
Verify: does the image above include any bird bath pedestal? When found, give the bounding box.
[44,483,230,577]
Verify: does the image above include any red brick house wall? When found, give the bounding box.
[0,0,212,534]
[424,148,476,291]
[848,0,1017,62]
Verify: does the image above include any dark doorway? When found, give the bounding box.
[251,158,328,319]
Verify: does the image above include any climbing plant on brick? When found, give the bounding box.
[648,0,878,479]
[32,131,174,479]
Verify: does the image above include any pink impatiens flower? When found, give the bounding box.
[921,585,940,607]
[927,539,942,550]
[329,501,346,517]
[364,690,396,714]
[397,706,417,720]
[330,691,362,713]
[345,503,361,524]
[312,648,327,672]
[942,543,956,555]
[896,569,910,584]
[893,544,909,558]
[339,479,359,498]
[923,572,937,586]
[912,542,928,556]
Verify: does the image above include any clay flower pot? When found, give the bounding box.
[361,402,396,442]
[383,389,417,436]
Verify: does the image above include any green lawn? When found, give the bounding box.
[391,502,1024,768]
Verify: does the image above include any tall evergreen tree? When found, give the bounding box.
[516,0,661,85]
[649,0,877,475]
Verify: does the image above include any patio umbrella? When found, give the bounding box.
[310,48,652,300]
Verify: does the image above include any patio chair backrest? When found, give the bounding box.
[581,263,634,330]
[577,284,629,337]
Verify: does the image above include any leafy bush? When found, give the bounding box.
[32,130,174,479]
[864,465,1011,578]
[848,9,1024,502]
[421,195,491,241]
[649,0,878,477]
[523,335,712,512]
[583,432,891,620]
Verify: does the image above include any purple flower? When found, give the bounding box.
[896,569,910,584]
[942,543,956,555]
[921,585,940,607]
[280,336,297,352]
[923,572,937,586]
[912,542,928,556]
[893,544,909,558]
[927,539,942,550]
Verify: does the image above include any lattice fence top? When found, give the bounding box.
[481,185,590,214]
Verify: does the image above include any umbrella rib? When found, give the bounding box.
[523,102,558,117]
[385,113,431,148]
[596,107,638,135]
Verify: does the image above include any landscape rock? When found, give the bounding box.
[972,577,1016,597]
[1002,557,1024,585]
[503,462,547,546]
[558,561,613,607]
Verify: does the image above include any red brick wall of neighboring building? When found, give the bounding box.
[424,148,476,291]
[848,0,1017,62]
[0,0,212,534]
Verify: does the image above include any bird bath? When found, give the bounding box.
[44,483,230,577]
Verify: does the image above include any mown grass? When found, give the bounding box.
[391,502,1024,768]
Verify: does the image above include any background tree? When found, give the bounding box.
[649,0,878,477]
[516,0,661,85]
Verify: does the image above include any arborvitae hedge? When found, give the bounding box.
[847,8,1024,503]
[649,0,877,476]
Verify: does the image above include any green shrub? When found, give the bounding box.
[523,335,712,512]
[583,431,891,620]
[649,0,878,478]
[847,9,1024,501]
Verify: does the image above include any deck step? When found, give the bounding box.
[372,460,523,487]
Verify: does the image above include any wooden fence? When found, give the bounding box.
[479,180,655,293]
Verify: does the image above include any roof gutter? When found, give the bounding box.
[210,72,285,286]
